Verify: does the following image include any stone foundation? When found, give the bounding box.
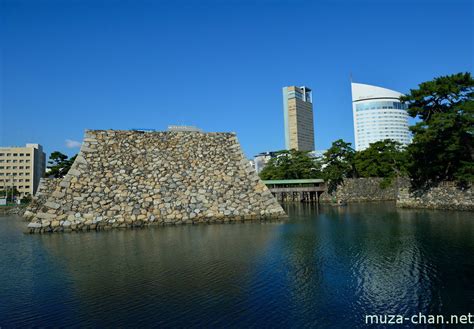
[24,130,286,233]
[23,178,60,217]
[320,177,409,203]
[397,182,473,211]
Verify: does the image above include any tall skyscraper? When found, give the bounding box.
[351,82,411,151]
[0,143,46,197]
[282,86,315,151]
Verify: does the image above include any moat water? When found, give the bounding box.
[1,202,473,328]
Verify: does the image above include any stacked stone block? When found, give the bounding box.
[397,183,473,211]
[24,130,286,233]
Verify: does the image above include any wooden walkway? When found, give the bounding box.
[262,179,326,203]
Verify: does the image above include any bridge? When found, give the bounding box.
[262,179,326,203]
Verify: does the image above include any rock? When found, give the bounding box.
[75,155,87,164]
[44,201,61,210]
[59,181,70,188]
[68,169,81,177]
[36,212,57,220]
[23,210,34,218]
[52,191,65,198]
[27,222,42,228]
[81,146,97,153]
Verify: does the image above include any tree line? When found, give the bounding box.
[40,72,473,194]
[260,72,473,192]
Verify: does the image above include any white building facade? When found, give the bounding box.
[351,82,411,151]
[253,151,278,174]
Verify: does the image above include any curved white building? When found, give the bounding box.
[351,82,411,151]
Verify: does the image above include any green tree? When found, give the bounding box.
[259,149,322,180]
[0,187,20,203]
[354,140,408,187]
[321,139,357,193]
[21,194,32,204]
[401,72,474,188]
[47,152,77,178]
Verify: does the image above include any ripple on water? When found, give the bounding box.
[1,205,473,328]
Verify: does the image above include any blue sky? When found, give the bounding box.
[1,0,473,159]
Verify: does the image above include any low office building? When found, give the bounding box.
[310,150,327,159]
[253,151,278,174]
[0,144,46,197]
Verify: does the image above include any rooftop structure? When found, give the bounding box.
[167,125,203,132]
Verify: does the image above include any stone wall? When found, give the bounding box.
[1,179,59,216]
[397,182,473,211]
[23,178,60,217]
[320,177,408,203]
[24,130,286,233]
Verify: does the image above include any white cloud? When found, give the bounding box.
[65,139,82,148]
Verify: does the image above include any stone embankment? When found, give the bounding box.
[320,177,409,203]
[318,177,472,211]
[23,177,59,215]
[397,182,473,211]
[24,130,286,233]
[0,205,26,216]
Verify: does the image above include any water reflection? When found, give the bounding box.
[0,203,473,328]
[35,223,285,327]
